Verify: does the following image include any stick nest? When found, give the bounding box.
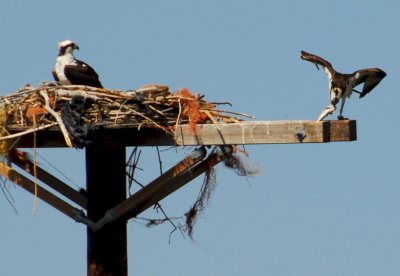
[0,83,254,149]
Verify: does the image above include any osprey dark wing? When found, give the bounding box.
[52,68,60,83]
[350,68,386,98]
[300,50,334,71]
[64,60,103,88]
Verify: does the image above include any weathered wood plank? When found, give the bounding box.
[10,151,87,209]
[7,120,356,148]
[174,120,356,145]
[329,120,357,141]
[0,162,89,224]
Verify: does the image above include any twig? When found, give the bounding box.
[0,178,18,214]
[123,105,171,133]
[114,99,129,124]
[126,147,142,195]
[0,122,58,141]
[167,95,203,101]
[39,90,73,147]
[148,105,166,117]
[156,146,163,175]
[200,110,222,132]
[175,98,182,130]
[50,85,131,98]
[210,101,232,106]
[55,89,101,101]
[125,147,183,242]
[203,109,256,119]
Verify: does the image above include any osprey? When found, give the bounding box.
[52,40,103,88]
[301,51,386,121]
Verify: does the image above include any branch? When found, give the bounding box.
[0,122,58,141]
[39,90,73,147]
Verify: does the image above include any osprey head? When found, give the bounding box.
[58,40,79,55]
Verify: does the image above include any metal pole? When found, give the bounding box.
[86,145,127,276]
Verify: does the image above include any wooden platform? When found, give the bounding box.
[7,120,356,148]
[1,118,357,275]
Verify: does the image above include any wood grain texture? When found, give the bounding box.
[8,120,356,148]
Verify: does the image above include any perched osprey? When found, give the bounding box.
[52,40,103,88]
[301,51,386,121]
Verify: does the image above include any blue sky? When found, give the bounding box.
[1,1,399,275]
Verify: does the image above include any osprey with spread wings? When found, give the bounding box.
[301,51,386,121]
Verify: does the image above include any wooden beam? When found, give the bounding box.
[174,120,356,145]
[0,162,93,226]
[10,151,87,209]
[329,120,357,141]
[8,120,356,148]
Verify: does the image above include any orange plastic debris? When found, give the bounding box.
[26,106,48,119]
[176,88,211,134]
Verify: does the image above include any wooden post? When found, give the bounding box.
[86,145,127,276]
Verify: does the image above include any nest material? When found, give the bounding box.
[0,83,254,148]
[0,83,259,240]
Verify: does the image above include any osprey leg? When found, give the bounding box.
[337,96,348,120]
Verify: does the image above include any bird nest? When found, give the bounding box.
[0,83,254,150]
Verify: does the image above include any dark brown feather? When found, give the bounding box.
[52,68,60,83]
[64,60,103,88]
[350,68,386,98]
[301,50,334,70]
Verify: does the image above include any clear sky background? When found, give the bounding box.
[0,1,399,275]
